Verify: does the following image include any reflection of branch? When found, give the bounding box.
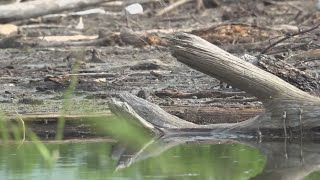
[113,134,240,170]
[115,139,156,171]
[113,133,320,180]
[15,111,25,149]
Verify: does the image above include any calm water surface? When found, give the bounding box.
[0,140,268,180]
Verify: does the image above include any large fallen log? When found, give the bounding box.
[0,0,113,23]
[167,33,320,129]
[108,33,320,137]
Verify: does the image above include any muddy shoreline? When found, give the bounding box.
[1,0,319,139]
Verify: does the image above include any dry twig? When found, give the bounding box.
[156,0,192,16]
[260,23,320,55]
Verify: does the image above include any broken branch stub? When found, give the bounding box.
[167,33,320,128]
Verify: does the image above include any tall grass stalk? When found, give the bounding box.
[56,50,83,140]
[28,130,56,166]
[0,113,8,144]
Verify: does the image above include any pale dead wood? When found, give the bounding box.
[109,33,320,138]
[156,0,193,16]
[167,33,320,129]
[123,0,162,6]
[108,93,198,132]
[41,35,98,42]
[0,24,18,35]
[108,92,251,133]
[20,24,69,29]
[0,0,113,23]
[0,35,109,48]
[41,8,121,19]
[103,0,160,7]
[168,33,318,102]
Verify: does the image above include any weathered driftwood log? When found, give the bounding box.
[167,33,320,129]
[109,33,320,137]
[0,0,112,23]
